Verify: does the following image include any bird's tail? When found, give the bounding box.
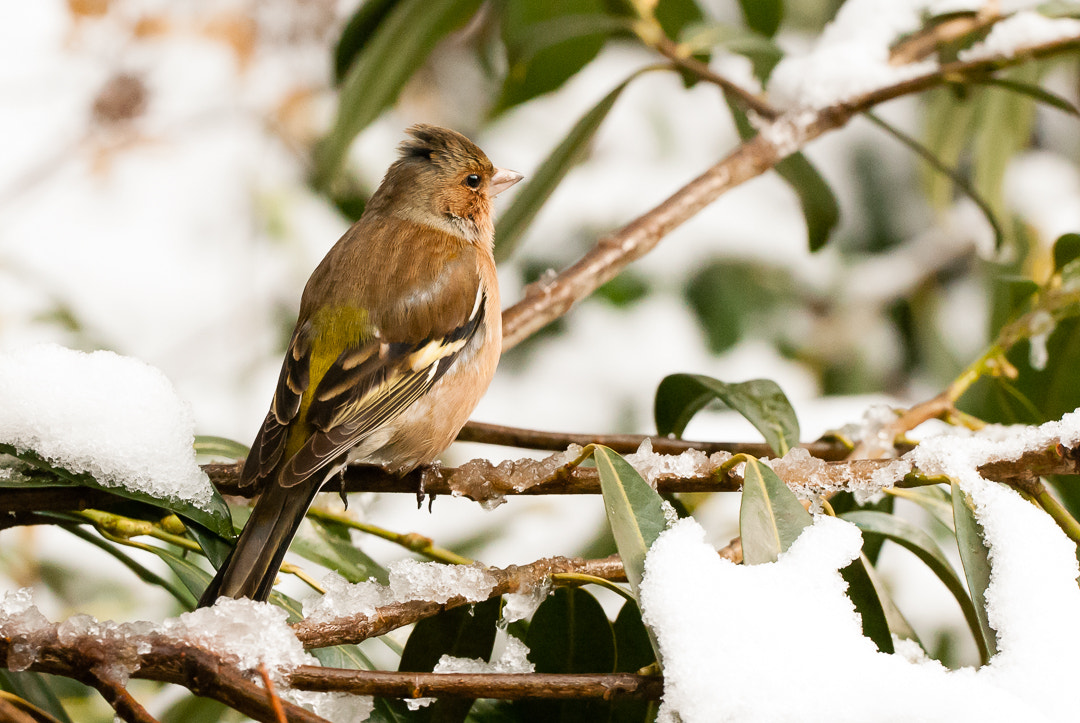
[198,478,322,606]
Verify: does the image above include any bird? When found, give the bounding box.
[198,124,522,606]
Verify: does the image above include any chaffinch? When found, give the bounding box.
[199,125,522,605]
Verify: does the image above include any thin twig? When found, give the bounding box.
[258,663,289,723]
[287,668,663,700]
[457,420,852,459]
[498,32,1080,351]
[292,555,625,649]
[651,36,778,119]
[82,670,159,723]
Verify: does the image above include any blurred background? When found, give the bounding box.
[2,1,1079,715]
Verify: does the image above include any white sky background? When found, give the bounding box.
[1,1,1080,718]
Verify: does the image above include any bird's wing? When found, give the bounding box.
[238,323,312,488]
[241,288,488,491]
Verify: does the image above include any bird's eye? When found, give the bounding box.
[465,173,481,189]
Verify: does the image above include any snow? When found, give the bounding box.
[304,560,497,623]
[0,588,55,672]
[407,635,534,710]
[388,559,497,606]
[0,343,215,511]
[768,2,1080,111]
[768,0,938,110]
[434,634,534,674]
[958,11,1080,62]
[502,577,552,624]
[641,411,1080,722]
[623,438,731,487]
[163,597,316,683]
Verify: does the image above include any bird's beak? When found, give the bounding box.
[489,168,524,197]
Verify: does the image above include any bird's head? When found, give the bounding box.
[372,124,522,245]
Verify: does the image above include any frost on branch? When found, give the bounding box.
[305,560,497,623]
[624,438,731,487]
[0,589,54,672]
[439,444,584,507]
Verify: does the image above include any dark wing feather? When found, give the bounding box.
[276,295,487,488]
[238,323,312,489]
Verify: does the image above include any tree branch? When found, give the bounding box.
[292,556,625,649]
[457,420,853,459]
[498,32,1080,351]
[287,668,663,701]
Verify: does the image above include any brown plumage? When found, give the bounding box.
[199,125,521,605]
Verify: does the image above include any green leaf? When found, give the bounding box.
[193,435,249,461]
[518,587,616,721]
[593,446,668,596]
[973,76,1080,117]
[313,0,482,188]
[494,69,649,261]
[333,0,401,83]
[185,521,234,569]
[593,445,666,666]
[842,508,985,652]
[291,518,388,585]
[951,482,997,664]
[726,98,838,251]
[399,598,501,672]
[864,110,1004,251]
[611,600,656,722]
[0,444,234,537]
[142,545,211,608]
[972,66,1039,250]
[738,0,783,37]
[775,151,842,253]
[739,457,811,565]
[655,0,708,46]
[0,670,74,723]
[654,374,800,456]
[496,0,609,114]
[398,598,501,722]
[1053,232,1080,272]
[679,22,782,82]
[60,523,196,607]
[838,553,895,653]
[162,695,232,723]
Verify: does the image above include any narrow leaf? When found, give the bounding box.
[313,0,482,188]
[838,553,895,653]
[291,518,387,585]
[864,110,1004,250]
[842,509,984,650]
[193,435,249,461]
[739,457,811,565]
[494,69,652,261]
[974,76,1080,117]
[332,0,400,83]
[951,482,997,664]
[727,98,839,251]
[593,445,668,595]
[775,151,841,252]
[0,670,74,723]
[61,524,196,607]
[654,374,799,456]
